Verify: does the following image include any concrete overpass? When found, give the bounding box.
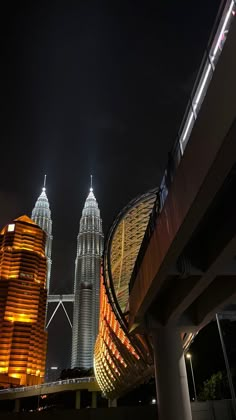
[128,2,236,420]
[0,377,99,411]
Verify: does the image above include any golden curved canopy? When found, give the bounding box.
[109,190,158,314]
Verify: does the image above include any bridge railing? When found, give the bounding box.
[178,0,235,154]
[129,0,236,294]
[160,0,236,210]
[0,376,96,395]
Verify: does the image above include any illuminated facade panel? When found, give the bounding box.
[94,277,153,398]
[94,190,157,398]
[110,192,158,313]
[0,216,47,386]
[71,186,103,369]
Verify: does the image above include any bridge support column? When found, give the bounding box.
[75,390,81,409]
[91,391,97,408]
[152,327,192,420]
[108,398,117,407]
[14,398,20,413]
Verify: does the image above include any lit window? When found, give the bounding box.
[8,224,15,232]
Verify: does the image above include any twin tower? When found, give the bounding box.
[31,178,104,369]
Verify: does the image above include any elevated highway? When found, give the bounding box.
[127,3,236,420]
[0,377,98,400]
[94,2,236,419]
[129,17,236,330]
[0,377,99,411]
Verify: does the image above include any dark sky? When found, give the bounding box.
[0,0,221,367]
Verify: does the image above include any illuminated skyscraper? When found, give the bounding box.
[0,216,47,386]
[31,176,53,293]
[71,181,103,369]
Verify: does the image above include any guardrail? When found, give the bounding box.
[0,376,96,395]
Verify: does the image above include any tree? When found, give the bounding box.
[199,371,224,401]
[59,367,94,380]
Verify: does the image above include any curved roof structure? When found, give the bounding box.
[107,189,159,313]
[94,189,159,398]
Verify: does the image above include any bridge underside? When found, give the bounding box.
[148,156,236,330]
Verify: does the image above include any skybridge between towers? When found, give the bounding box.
[46,295,74,329]
[94,2,236,420]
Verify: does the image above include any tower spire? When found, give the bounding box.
[90,174,93,192]
[43,174,47,191]
[31,177,53,293]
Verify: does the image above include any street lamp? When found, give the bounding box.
[186,353,197,402]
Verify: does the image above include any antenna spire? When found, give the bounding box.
[43,174,47,191]
[90,174,93,192]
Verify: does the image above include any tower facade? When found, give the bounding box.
[0,216,47,386]
[71,186,103,369]
[31,177,52,293]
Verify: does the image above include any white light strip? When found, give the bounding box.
[213,0,234,57]
[194,64,212,107]
[182,112,194,143]
[179,140,184,156]
[180,0,235,147]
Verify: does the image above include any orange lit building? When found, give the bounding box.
[0,215,47,387]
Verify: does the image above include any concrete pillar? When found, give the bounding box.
[152,327,192,420]
[75,390,81,409]
[208,401,216,420]
[108,398,117,407]
[14,398,20,413]
[91,391,97,408]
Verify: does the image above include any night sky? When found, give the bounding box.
[0,0,221,369]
